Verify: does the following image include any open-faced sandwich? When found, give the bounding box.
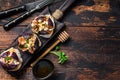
[18,33,41,54]
[0,47,22,71]
[31,14,55,38]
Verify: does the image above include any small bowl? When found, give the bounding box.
[32,59,54,80]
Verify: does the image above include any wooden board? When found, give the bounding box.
[0,0,120,80]
[0,8,65,76]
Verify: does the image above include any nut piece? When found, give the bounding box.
[31,14,55,38]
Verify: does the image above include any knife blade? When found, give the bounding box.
[0,0,51,17]
[0,0,63,17]
[25,0,54,11]
[2,0,62,31]
[25,0,63,11]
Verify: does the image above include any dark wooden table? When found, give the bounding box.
[0,0,120,80]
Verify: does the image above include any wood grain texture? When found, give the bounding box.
[0,0,120,80]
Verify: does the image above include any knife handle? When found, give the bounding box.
[3,11,30,30]
[0,5,26,18]
[52,0,75,20]
[3,8,37,31]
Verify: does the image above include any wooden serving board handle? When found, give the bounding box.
[52,0,75,20]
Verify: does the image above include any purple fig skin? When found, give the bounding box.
[0,48,23,71]
[31,15,55,38]
[7,63,17,70]
[11,52,19,61]
[38,30,48,35]
[0,61,7,69]
[48,18,53,27]
[0,57,18,70]
[36,16,45,21]
[23,33,32,39]
[1,51,10,58]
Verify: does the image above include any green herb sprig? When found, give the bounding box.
[5,57,12,61]
[50,46,68,64]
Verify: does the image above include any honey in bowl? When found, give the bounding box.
[32,59,54,79]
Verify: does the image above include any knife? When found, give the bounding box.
[0,0,61,31]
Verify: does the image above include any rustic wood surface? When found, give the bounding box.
[0,0,120,80]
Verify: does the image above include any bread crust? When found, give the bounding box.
[0,47,23,71]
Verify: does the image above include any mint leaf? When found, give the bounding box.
[19,44,24,48]
[24,43,28,48]
[26,39,29,43]
[50,51,68,64]
[55,46,60,51]
[5,57,12,61]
